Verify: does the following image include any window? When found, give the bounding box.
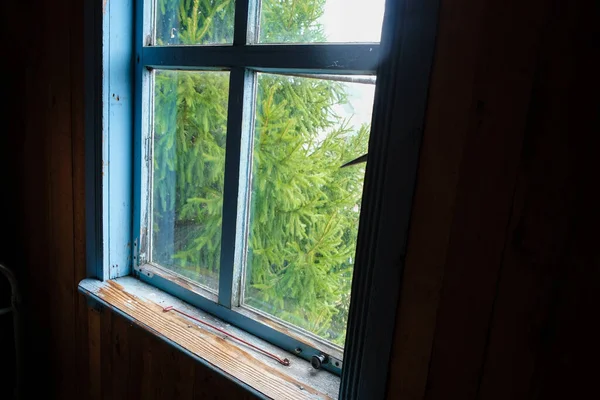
[86,0,439,397]
[132,0,385,375]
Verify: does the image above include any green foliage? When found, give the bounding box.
[156,0,235,45]
[152,0,370,345]
[260,0,327,42]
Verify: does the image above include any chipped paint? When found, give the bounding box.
[140,263,218,302]
[80,278,340,399]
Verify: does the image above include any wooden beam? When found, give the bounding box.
[88,306,102,400]
[44,0,77,397]
[422,0,551,398]
[109,311,131,399]
[100,303,112,400]
[388,0,554,398]
[126,319,145,399]
[172,345,196,399]
[478,1,600,399]
[80,278,336,400]
[71,0,89,396]
[386,0,486,397]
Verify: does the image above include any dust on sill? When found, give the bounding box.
[79,276,340,400]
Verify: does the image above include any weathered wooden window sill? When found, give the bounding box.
[78,277,339,400]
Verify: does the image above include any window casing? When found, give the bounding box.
[133,0,384,376]
[85,0,440,397]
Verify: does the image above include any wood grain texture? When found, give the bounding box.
[109,311,131,399]
[126,320,145,399]
[2,0,311,398]
[385,0,485,397]
[71,0,89,394]
[387,0,598,400]
[172,344,196,399]
[193,360,257,400]
[4,0,597,398]
[477,1,600,399]
[84,294,261,400]
[140,325,157,400]
[476,6,575,398]
[424,0,549,396]
[88,307,102,400]
[0,2,23,392]
[82,279,331,400]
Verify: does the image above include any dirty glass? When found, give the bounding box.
[151,70,230,293]
[155,0,235,45]
[243,72,376,346]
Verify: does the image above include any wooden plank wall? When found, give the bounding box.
[0,0,597,399]
[0,1,25,395]
[0,0,258,398]
[87,306,256,400]
[387,0,599,400]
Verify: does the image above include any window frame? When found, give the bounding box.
[85,0,440,397]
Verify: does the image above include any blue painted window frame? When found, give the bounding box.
[85,0,440,397]
[132,0,376,375]
[85,0,134,281]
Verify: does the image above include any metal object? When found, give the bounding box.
[1,263,22,399]
[163,305,290,366]
[329,356,343,369]
[311,353,328,370]
[341,153,368,168]
[139,267,343,375]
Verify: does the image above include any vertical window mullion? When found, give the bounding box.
[218,0,260,308]
[232,69,256,308]
[218,68,254,308]
[134,0,153,268]
[233,0,260,45]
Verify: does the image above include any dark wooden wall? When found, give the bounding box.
[0,0,597,399]
[387,0,599,399]
[1,0,259,398]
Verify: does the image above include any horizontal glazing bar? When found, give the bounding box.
[143,44,381,74]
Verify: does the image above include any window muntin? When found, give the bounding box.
[138,0,384,374]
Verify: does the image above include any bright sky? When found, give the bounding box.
[320,0,385,130]
[334,81,376,131]
[321,0,386,43]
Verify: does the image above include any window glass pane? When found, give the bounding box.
[152,70,230,293]
[259,0,385,43]
[155,0,235,45]
[244,73,375,346]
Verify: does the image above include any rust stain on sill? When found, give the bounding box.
[94,280,331,399]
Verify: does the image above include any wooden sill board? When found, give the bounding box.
[79,277,339,400]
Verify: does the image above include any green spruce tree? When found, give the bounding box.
[153,0,369,345]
